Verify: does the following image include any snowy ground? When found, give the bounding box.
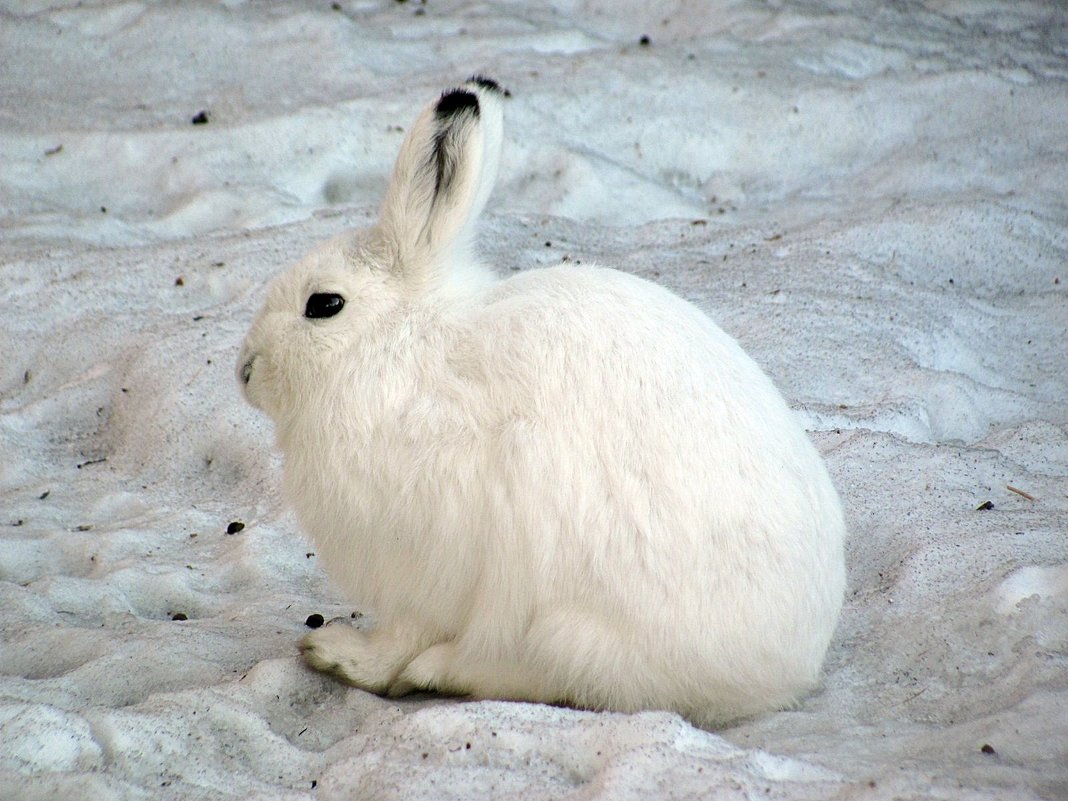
[2,1,1066,799]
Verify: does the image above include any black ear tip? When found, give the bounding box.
[436,88,480,119]
[467,75,507,96]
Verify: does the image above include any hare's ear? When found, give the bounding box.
[378,77,505,288]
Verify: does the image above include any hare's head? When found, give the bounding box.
[238,77,505,424]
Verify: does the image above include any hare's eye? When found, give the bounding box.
[305,293,345,319]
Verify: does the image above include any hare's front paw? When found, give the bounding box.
[299,623,414,694]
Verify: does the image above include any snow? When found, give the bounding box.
[1,1,1066,799]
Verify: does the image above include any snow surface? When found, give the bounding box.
[2,1,1066,799]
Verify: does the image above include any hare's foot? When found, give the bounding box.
[300,623,425,694]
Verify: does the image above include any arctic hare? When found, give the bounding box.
[238,77,845,726]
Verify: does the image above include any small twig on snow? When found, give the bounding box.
[1006,485,1036,501]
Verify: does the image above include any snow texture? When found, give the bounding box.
[1,1,1066,799]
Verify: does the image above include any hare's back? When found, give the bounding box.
[474,263,831,533]
[478,264,791,439]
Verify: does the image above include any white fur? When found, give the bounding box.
[238,78,846,726]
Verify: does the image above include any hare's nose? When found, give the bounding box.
[240,355,255,385]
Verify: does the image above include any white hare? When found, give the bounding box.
[238,77,846,726]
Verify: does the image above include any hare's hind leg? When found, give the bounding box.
[300,621,430,694]
[388,641,560,703]
[389,607,651,711]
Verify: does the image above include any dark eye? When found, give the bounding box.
[304,292,345,319]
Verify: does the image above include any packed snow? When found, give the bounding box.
[1,1,1066,799]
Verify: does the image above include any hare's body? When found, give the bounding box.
[240,78,845,726]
